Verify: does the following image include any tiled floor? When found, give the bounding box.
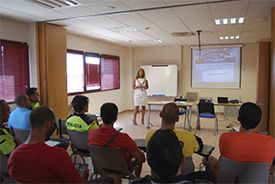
[70,109,240,182]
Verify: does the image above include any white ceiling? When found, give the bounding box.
[0,0,274,47]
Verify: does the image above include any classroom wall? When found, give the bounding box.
[67,33,133,115]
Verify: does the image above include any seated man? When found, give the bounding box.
[146,103,201,158]
[0,100,21,157]
[26,87,41,110]
[204,102,275,178]
[133,129,216,183]
[8,94,32,135]
[8,106,89,183]
[66,95,98,132]
[87,102,146,178]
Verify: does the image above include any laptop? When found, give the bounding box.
[217,97,228,103]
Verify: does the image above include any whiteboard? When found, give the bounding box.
[140,65,177,97]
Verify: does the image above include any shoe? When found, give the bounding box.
[141,119,144,125]
[133,120,137,125]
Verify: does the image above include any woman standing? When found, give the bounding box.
[133,68,149,125]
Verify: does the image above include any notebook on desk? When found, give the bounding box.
[217,97,228,103]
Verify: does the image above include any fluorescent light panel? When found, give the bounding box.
[109,26,137,33]
[27,0,78,9]
[219,36,240,40]
[215,17,244,25]
[144,40,163,44]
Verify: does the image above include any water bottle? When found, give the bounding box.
[239,95,242,104]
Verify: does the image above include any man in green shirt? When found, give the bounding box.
[66,95,98,132]
[26,87,41,110]
[0,100,21,156]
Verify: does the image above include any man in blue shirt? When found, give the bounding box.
[8,94,31,136]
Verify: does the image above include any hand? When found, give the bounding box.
[81,167,89,180]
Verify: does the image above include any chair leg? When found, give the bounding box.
[195,116,199,134]
[214,118,218,136]
[183,114,186,130]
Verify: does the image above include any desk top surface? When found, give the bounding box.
[146,101,195,106]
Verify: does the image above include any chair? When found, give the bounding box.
[55,118,70,140]
[218,157,269,183]
[185,92,198,102]
[174,98,188,129]
[0,151,15,183]
[13,128,30,142]
[88,144,137,184]
[195,102,218,135]
[67,129,90,164]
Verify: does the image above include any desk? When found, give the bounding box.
[146,101,195,130]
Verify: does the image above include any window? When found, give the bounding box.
[66,50,84,93]
[66,50,120,94]
[101,54,120,91]
[85,53,100,91]
[0,39,29,102]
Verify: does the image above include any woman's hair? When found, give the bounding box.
[135,68,146,79]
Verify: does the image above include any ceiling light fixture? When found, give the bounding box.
[219,36,240,40]
[144,40,163,44]
[238,17,244,23]
[215,17,245,25]
[109,26,137,33]
[26,0,78,9]
[223,18,228,24]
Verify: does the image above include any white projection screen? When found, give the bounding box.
[191,45,242,89]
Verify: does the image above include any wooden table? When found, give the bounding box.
[145,101,196,130]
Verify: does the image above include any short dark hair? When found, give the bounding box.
[0,100,6,111]
[239,102,262,130]
[26,87,38,98]
[147,129,182,179]
[30,106,55,128]
[161,103,179,124]
[15,94,28,106]
[71,95,89,113]
[100,103,118,125]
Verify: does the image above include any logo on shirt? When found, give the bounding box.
[67,122,83,128]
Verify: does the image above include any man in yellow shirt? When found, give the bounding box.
[145,103,200,158]
[26,88,41,110]
[66,95,98,132]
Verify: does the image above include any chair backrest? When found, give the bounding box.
[0,151,9,174]
[55,118,68,138]
[13,128,30,142]
[88,144,129,175]
[181,156,195,175]
[185,92,198,102]
[218,157,269,183]
[198,103,215,115]
[0,150,14,182]
[67,129,89,150]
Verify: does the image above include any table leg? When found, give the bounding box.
[188,106,192,131]
[147,104,151,129]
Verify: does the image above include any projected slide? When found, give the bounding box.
[192,47,241,88]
